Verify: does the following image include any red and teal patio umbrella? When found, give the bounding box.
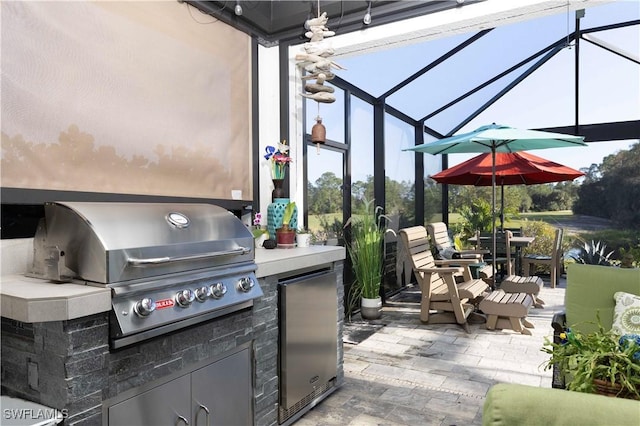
[404,123,586,286]
[430,151,585,229]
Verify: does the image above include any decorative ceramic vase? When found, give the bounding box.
[360,296,382,320]
[267,198,297,239]
[271,178,285,200]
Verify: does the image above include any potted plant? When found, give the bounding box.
[344,198,392,320]
[275,202,296,247]
[542,314,640,399]
[251,211,269,248]
[295,228,312,247]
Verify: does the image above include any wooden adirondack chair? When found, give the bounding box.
[426,222,493,281]
[399,226,489,332]
[426,222,488,260]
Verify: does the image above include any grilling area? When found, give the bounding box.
[1,202,346,425]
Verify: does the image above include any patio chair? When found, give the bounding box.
[427,222,488,261]
[426,222,493,281]
[400,226,534,334]
[472,230,546,307]
[522,228,564,288]
[475,230,514,279]
[399,226,490,332]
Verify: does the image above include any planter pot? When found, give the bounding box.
[361,296,382,320]
[593,378,639,400]
[276,227,296,247]
[267,198,297,239]
[296,233,311,247]
[254,233,268,249]
[326,238,339,246]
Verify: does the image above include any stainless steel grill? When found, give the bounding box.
[29,201,262,349]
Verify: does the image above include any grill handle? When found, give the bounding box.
[127,247,251,266]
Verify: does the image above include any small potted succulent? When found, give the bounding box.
[295,228,312,247]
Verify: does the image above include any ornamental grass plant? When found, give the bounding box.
[345,199,393,311]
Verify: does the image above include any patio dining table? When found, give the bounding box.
[468,235,535,276]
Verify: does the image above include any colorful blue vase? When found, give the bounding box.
[267,198,297,239]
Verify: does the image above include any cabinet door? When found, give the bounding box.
[192,349,252,426]
[108,375,191,426]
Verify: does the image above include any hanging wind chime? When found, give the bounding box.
[295,0,345,154]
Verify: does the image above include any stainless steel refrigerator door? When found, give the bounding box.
[279,269,338,409]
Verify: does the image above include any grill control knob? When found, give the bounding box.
[237,277,254,293]
[133,298,156,317]
[175,289,195,307]
[194,286,211,302]
[210,282,227,299]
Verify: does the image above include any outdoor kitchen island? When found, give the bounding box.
[1,243,345,426]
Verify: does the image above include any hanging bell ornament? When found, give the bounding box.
[311,116,326,154]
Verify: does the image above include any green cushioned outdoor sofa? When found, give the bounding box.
[483,264,640,426]
[551,263,640,387]
[483,383,640,426]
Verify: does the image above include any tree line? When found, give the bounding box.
[574,142,640,228]
[307,141,639,228]
[308,173,582,221]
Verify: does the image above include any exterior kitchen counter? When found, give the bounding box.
[254,245,345,278]
[0,245,345,323]
[0,275,112,323]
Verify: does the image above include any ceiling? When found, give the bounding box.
[188,0,485,46]
[187,0,639,143]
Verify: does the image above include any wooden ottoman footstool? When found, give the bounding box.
[500,274,545,308]
[479,290,534,335]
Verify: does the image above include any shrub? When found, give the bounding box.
[458,198,493,238]
[521,221,556,255]
[576,229,640,264]
[570,239,614,266]
[521,220,562,274]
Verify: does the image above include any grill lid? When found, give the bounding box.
[29,202,254,284]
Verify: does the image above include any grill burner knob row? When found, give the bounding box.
[133,298,156,317]
[194,286,211,302]
[210,282,227,299]
[175,289,196,307]
[237,277,254,293]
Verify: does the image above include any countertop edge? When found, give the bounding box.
[254,245,346,278]
[1,246,346,323]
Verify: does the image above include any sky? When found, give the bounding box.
[308,0,639,184]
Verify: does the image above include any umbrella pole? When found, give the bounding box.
[492,148,497,290]
[500,182,505,231]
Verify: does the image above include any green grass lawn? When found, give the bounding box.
[317,210,577,232]
[307,213,342,234]
[504,210,576,228]
[449,210,575,227]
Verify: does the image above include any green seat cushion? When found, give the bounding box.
[483,383,640,426]
[565,264,640,334]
